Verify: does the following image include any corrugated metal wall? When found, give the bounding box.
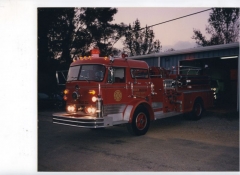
[136,57,158,67]
[160,47,239,69]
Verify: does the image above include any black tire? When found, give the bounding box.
[127,107,150,136]
[188,100,204,121]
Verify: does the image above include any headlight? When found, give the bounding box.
[92,96,97,102]
[67,105,76,113]
[85,106,96,114]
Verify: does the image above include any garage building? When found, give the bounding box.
[129,42,239,110]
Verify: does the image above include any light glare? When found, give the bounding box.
[92,96,97,102]
[221,56,238,59]
[89,90,96,95]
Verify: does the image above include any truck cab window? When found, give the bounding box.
[67,66,80,81]
[79,64,106,82]
[131,68,149,79]
[67,64,106,82]
[107,67,125,83]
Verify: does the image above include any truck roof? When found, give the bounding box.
[70,56,149,69]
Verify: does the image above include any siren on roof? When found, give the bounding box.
[91,47,100,57]
[121,53,128,59]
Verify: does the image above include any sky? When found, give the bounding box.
[112,7,212,51]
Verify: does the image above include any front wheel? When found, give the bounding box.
[127,108,150,136]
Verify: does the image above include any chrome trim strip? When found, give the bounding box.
[53,113,97,120]
[106,113,124,122]
[53,122,105,128]
[123,105,133,121]
[181,89,212,94]
[154,111,182,120]
[67,86,127,89]
[112,120,128,125]
[104,104,126,115]
[53,117,103,124]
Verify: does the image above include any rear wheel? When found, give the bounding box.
[189,100,204,120]
[127,107,150,136]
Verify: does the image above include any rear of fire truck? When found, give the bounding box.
[149,66,214,121]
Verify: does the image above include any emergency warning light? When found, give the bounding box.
[91,48,100,57]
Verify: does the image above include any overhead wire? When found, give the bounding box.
[138,8,213,31]
[112,8,213,49]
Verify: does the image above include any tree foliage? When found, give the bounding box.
[38,8,75,93]
[38,7,124,93]
[75,8,126,56]
[123,19,162,56]
[192,8,239,46]
[38,8,125,66]
[38,8,75,70]
[165,48,175,52]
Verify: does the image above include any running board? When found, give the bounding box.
[154,111,182,120]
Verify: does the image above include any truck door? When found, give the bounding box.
[103,67,128,115]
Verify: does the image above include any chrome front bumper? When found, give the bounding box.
[52,112,114,128]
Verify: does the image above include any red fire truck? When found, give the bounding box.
[53,48,214,135]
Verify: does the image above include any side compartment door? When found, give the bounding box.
[130,68,150,99]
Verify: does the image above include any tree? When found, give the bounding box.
[192,8,239,46]
[38,8,125,66]
[165,48,175,52]
[38,8,73,70]
[73,8,126,56]
[38,8,125,93]
[38,8,75,93]
[123,19,162,56]
[142,25,161,54]
[48,8,76,66]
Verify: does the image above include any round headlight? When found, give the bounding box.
[87,107,92,113]
[67,105,76,113]
[91,107,96,114]
[85,107,96,114]
[92,96,97,102]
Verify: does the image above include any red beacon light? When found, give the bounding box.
[121,53,128,59]
[91,48,100,57]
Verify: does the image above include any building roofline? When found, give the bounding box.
[129,42,239,59]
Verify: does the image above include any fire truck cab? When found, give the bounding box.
[53,49,214,136]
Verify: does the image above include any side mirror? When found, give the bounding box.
[131,69,137,84]
[108,67,114,83]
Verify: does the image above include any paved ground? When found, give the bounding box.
[38,108,239,172]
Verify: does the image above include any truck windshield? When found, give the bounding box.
[67,65,106,82]
[67,66,80,81]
